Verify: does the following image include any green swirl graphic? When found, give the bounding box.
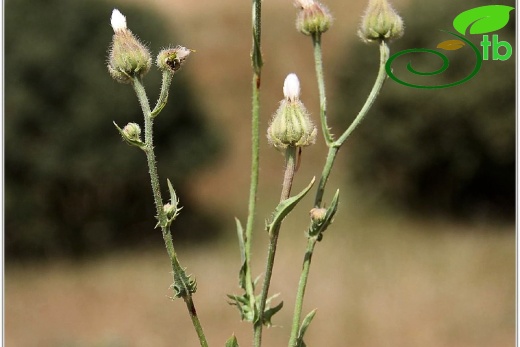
[385,31,482,89]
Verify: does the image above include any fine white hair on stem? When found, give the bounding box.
[283,73,301,101]
[111,9,127,33]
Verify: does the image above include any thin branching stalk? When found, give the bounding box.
[247,0,263,344]
[132,77,209,347]
[288,40,391,346]
[255,146,298,347]
[312,33,333,145]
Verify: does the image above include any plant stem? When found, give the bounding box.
[335,41,390,147]
[287,237,317,347]
[247,0,263,344]
[254,146,297,347]
[287,41,391,346]
[132,78,209,347]
[312,33,333,145]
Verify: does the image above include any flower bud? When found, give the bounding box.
[309,207,327,223]
[295,0,333,36]
[107,9,152,83]
[358,0,404,43]
[122,122,142,142]
[113,121,144,148]
[267,74,317,150]
[157,46,193,73]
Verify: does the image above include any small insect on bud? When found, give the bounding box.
[267,73,317,150]
[157,46,194,73]
[358,0,404,43]
[107,9,152,83]
[295,0,333,36]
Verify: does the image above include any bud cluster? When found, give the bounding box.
[267,74,317,150]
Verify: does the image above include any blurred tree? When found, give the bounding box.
[334,0,514,220]
[5,0,222,259]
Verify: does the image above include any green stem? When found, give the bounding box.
[312,33,333,145]
[151,70,174,117]
[132,78,209,347]
[254,146,297,347]
[335,41,390,147]
[287,40,391,347]
[287,237,317,347]
[248,0,262,345]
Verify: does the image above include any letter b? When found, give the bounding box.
[492,34,512,61]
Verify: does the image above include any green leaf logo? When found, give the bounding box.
[453,5,514,35]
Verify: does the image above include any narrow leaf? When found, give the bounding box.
[453,5,514,35]
[263,300,284,327]
[225,334,239,347]
[296,309,317,347]
[266,177,315,233]
[235,218,247,289]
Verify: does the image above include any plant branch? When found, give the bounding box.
[132,78,209,347]
[254,146,297,347]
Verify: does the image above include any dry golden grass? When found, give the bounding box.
[6,213,514,347]
[5,1,515,346]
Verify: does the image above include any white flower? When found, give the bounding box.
[295,0,315,9]
[111,9,127,33]
[283,73,301,102]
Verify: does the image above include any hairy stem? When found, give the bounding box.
[288,40,391,346]
[254,146,297,347]
[132,78,208,347]
[312,33,333,145]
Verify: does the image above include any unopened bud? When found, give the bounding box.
[157,46,193,73]
[122,122,141,142]
[295,0,333,36]
[358,0,404,43]
[310,207,327,223]
[107,9,152,83]
[267,74,317,150]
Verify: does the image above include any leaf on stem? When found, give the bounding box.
[266,177,316,235]
[295,309,317,347]
[235,218,247,289]
[225,334,240,347]
[262,293,284,327]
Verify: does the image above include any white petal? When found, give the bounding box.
[283,73,301,101]
[111,9,127,33]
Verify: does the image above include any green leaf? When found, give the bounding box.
[225,334,239,347]
[453,5,514,35]
[262,300,284,327]
[296,309,317,347]
[235,218,247,289]
[266,177,315,234]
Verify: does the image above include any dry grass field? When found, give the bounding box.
[5,0,515,346]
[6,213,515,347]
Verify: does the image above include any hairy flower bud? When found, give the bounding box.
[358,0,404,43]
[107,9,152,83]
[295,0,333,36]
[122,122,141,142]
[309,207,327,223]
[157,46,193,73]
[267,74,317,150]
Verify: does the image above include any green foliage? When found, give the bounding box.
[334,0,514,219]
[5,0,222,259]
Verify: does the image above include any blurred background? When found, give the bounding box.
[5,0,515,346]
